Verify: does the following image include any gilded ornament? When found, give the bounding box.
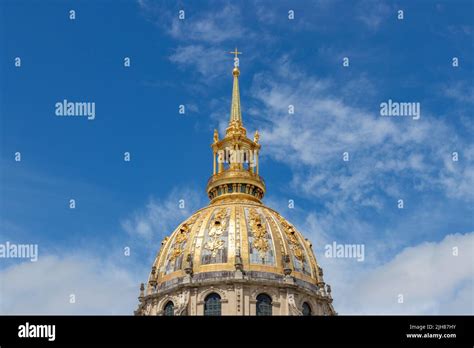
[249,208,269,258]
[167,215,199,263]
[253,130,260,143]
[278,216,306,262]
[204,208,228,257]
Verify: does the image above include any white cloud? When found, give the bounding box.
[250,57,474,206]
[0,185,207,315]
[442,80,474,104]
[139,2,273,83]
[356,0,392,30]
[168,4,246,44]
[121,187,205,240]
[169,45,228,79]
[322,232,474,314]
[138,1,247,45]
[0,255,138,314]
[2,231,470,315]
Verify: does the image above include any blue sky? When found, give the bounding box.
[0,0,473,314]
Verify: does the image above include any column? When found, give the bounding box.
[256,151,259,175]
[213,151,216,175]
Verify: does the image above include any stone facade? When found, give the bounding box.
[135,270,335,316]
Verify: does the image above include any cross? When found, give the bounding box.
[229,48,242,59]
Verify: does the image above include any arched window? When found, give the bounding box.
[164,301,174,316]
[204,293,221,316]
[256,293,272,316]
[302,302,312,316]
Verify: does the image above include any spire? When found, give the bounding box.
[227,48,245,135]
[206,49,265,204]
[230,65,242,126]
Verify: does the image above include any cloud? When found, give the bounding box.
[121,187,205,241]
[138,1,276,84]
[0,185,207,315]
[168,3,246,44]
[323,232,474,314]
[356,0,392,30]
[138,1,247,44]
[0,255,138,314]
[169,45,228,79]
[446,24,473,37]
[442,80,474,104]
[250,56,474,206]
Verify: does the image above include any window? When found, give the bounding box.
[164,301,174,316]
[204,293,221,316]
[256,293,272,316]
[302,302,312,316]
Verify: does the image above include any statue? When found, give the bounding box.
[213,129,219,143]
[283,254,292,275]
[253,130,260,143]
[175,291,190,315]
[184,253,193,275]
[288,293,303,316]
[235,249,244,271]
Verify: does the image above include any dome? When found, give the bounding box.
[136,52,335,316]
[152,201,321,290]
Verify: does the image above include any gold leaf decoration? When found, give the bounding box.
[279,216,305,263]
[204,208,228,257]
[168,214,199,263]
[248,208,269,259]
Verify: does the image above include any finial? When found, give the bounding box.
[227,48,243,128]
[229,47,242,60]
[213,129,219,143]
[253,130,260,143]
[229,48,242,76]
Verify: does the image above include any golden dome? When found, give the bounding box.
[137,52,335,316]
[150,201,322,288]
